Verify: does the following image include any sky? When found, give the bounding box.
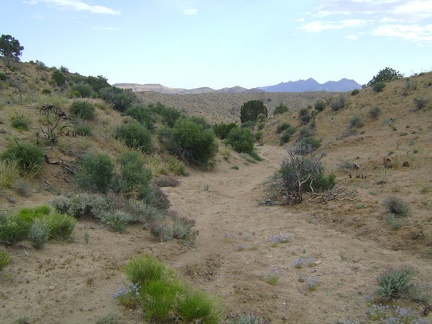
[2,0,432,89]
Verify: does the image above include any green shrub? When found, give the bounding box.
[1,141,44,175]
[177,288,221,323]
[305,173,336,192]
[273,103,289,116]
[141,279,183,321]
[0,72,7,81]
[240,100,267,124]
[75,123,92,136]
[367,67,403,87]
[69,101,96,120]
[297,136,321,151]
[76,153,115,194]
[123,256,167,285]
[150,222,174,242]
[0,250,10,271]
[99,86,136,112]
[383,196,409,217]
[70,83,94,98]
[123,104,155,130]
[279,131,292,145]
[115,151,152,199]
[0,213,29,245]
[351,89,360,96]
[28,221,49,249]
[149,103,184,128]
[276,123,291,134]
[168,118,218,167]
[213,122,237,139]
[114,122,153,153]
[11,116,30,131]
[42,212,76,240]
[369,106,381,120]
[314,100,326,112]
[375,266,416,300]
[373,82,386,93]
[42,88,51,95]
[225,126,255,154]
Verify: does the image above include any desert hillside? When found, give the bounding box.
[1,60,432,323]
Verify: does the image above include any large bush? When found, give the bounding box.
[269,144,334,204]
[367,67,403,87]
[1,141,44,175]
[69,100,96,120]
[149,103,184,128]
[273,103,289,116]
[167,118,218,167]
[70,83,94,98]
[114,122,153,153]
[213,122,238,139]
[76,152,115,194]
[123,104,155,130]
[240,100,268,124]
[225,126,255,154]
[116,151,152,199]
[99,86,135,112]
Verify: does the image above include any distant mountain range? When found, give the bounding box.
[114,78,361,94]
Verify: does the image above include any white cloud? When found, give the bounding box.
[298,19,367,32]
[372,24,432,45]
[26,0,120,15]
[184,8,198,15]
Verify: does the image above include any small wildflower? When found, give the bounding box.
[293,259,305,269]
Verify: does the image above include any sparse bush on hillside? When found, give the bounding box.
[314,100,326,112]
[349,115,364,130]
[372,82,386,93]
[166,118,218,167]
[383,196,410,217]
[75,122,92,136]
[123,104,155,130]
[76,152,115,194]
[51,69,66,87]
[213,122,238,139]
[86,75,110,94]
[351,89,360,96]
[331,95,346,111]
[114,121,153,153]
[1,141,44,175]
[273,103,289,116]
[69,100,95,120]
[100,86,135,112]
[240,100,268,124]
[367,67,403,87]
[225,126,255,154]
[369,106,381,120]
[69,82,94,98]
[296,127,321,151]
[413,98,429,111]
[28,221,49,249]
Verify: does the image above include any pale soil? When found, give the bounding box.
[2,143,432,324]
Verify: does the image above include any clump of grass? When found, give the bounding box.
[293,259,305,269]
[265,267,284,286]
[153,175,180,187]
[0,250,10,271]
[375,266,416,300]
[367,304,389,320]
[117,256,224,322]
[383,196,410,217]
[11,115,30,131]
[95,313,118,324]
[0,160,20,187]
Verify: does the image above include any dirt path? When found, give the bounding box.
[2,144,432,323]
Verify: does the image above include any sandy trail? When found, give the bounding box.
[2,144,432,323]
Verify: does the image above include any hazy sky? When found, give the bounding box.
[2,0,432,89]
